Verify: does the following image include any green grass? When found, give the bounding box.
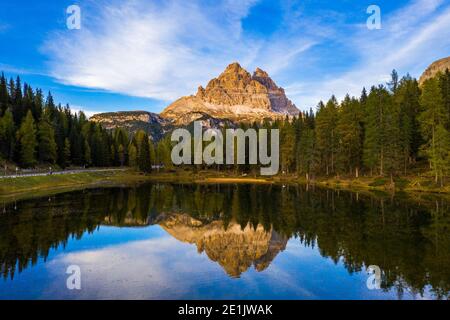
[0,168,448,204]
[0,170,150,201]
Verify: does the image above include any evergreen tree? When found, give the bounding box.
[336,95,363,177]
[419,77,450,186]
[0,110,15,160]
[138,134,151,173]
[395,76,422,172]
[280,117,296,173]
[296,112,315,180]
[38,115,57,164]
[118,144,125,166]
[439,69,450,130]
[128,143,138,168]
[12,76,24,125]
[363,86,402,178]
[63,138,71,168]
[0,73,8,117]
[315,97,338,175]
[16,110,37,167]
[84,139,92,166]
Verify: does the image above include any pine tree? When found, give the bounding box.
[315,97,338,175]
[363,86,402,178]
[0,110,15,160]
[0,73,8,117]
[16,110,37,167]
[439,69,450,130]
[336,95,363,177]
[419,77,450,186]
[128,143,138,168]
[63,138,71,168]
[296,112,315,180]
[388,69,399,93]
[280,117,296,174]
[138,134,151,173]
[118,144,125,166]
[12,76,24,125]
[38,115,57,164]
[395,76,421,173]
[84,139,92,166]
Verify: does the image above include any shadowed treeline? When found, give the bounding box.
[0,184,449,298]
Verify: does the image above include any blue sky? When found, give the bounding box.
[1,0,449,116]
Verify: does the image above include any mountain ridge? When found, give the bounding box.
[91,62,300,135]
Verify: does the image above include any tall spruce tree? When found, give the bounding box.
[363,85,402,178]
[0,73,8,117]
[63,138,71,168]
[395,76,422,173]
[0,110,15,160]
[419,77,450,186]
[16,110,37,167]
[138,134,151,173]
[315,97,338,175]
[38,115,57,164]
[336,95,363,177]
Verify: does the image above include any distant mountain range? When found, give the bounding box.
[91,57,450,140]
[90,62,300,139]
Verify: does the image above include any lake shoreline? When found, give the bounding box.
[1,169,449,202]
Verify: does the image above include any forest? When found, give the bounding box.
[0,70,449,185]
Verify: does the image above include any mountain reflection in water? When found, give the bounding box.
[0,184,449,299]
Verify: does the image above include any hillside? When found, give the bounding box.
[419,56,450,85]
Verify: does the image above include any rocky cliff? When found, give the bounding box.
[161,62,300,125]
[91,62,300,134]
[419,56,450,85]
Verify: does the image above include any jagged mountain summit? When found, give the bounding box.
[419,56,450,85]
[161,62,300,125]
[91,62,300,135]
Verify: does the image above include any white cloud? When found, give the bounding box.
[70,106,101,119]
[43,0,257,101]
[42,0,316,105]
[42,0,450,112]
[287,0,450,109]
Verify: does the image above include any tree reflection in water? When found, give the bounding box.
[0,184,449,299]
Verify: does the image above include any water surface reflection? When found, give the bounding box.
[0,184,448,299]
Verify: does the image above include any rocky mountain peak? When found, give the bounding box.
[419,56,450,85]
[252,67,278,91]
[161,62,300,125]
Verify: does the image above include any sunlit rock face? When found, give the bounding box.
[156,213,288,277]
[419,56,450,85]
[91,62,300,133]
[90,111,169,141]
[161,62,300,125]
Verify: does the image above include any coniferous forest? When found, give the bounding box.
[1,70,449,185]
[0,72,157,172]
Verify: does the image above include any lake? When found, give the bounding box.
[0,183,448,300]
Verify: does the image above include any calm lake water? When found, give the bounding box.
[0,184,448,300]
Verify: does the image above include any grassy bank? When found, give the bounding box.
[1,169,448,203]
[0,170,151,201]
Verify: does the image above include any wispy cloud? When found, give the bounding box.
[70,106,102,118]
[42,0,450,111]
[42,0,316,104]
[42,0,258,101]
[286,0,450,108]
